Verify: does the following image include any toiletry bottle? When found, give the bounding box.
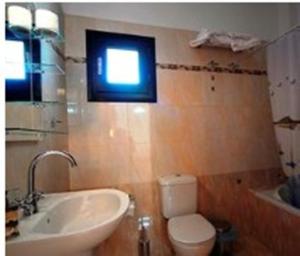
[5,191,20,239]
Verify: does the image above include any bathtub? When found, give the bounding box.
[251,184,300,217]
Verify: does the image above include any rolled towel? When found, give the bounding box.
[190,28,263,52]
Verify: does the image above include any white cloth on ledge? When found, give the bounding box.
[189,28,263,52]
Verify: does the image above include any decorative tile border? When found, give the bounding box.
[63,54,267,76]
[156,63,267,76]
[49,37,267,76]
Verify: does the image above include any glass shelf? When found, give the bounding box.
[5,61,65,75]
[7,24,64,43]
[6,128,68,135]
[6,1,64,43]
[27,62,65,75]
[6,100,66,106]
[6,130,44,142]
[5,14,65,76]
[33,30,64,43]
[6,2,64,44]
[6,128,67,142]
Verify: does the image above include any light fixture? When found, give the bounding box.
[35,9,59,37]
[7,5,32,34]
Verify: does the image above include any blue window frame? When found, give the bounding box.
[86,30,157,102]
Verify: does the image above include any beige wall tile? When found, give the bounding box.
[6,134,69,196]
[156,69,179,105]
[64,14,280,256]
[127,103,151,144]
[5,10,282,254]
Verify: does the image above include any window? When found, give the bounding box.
[5,40,26,80]
[106,48,140,85]
[5,28,41,101]
[86,30,157,102]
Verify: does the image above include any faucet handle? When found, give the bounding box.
[32,191,45,201]
[18,191,44,217]
[16,197,34,217]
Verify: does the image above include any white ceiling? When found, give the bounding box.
[62,3,299,40]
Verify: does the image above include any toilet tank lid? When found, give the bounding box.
[158,174,196,186]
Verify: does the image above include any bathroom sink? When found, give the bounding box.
[6,189,129,256]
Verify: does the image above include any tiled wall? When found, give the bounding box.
[4,6,296,256]
[65,14,278,183]
[64,15,282,255]
[5,4,69,196]
[6,134,69,195]
[198,168,300,256]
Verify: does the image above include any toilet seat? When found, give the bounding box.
[168,214,216,244]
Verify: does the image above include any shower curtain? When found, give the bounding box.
[267,27,300,176]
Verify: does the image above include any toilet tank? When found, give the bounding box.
[158,174,197,218]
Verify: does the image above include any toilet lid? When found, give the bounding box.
[168,214,216,244]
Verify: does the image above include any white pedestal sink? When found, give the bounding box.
[6,189,130,256]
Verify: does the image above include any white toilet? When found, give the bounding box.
[158,174,216,256]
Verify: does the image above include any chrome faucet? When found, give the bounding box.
[22,150,78,216]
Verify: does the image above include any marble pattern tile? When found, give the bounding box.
[6,134,69,196]
[197,169,299,256]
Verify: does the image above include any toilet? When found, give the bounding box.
[158,174,216,256]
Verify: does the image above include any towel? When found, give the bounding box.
[189,28,263,52]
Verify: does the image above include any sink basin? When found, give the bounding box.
[6,189,130,256]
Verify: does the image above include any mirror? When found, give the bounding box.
[5,3,69,196]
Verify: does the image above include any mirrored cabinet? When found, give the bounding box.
[5,3,67,141]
